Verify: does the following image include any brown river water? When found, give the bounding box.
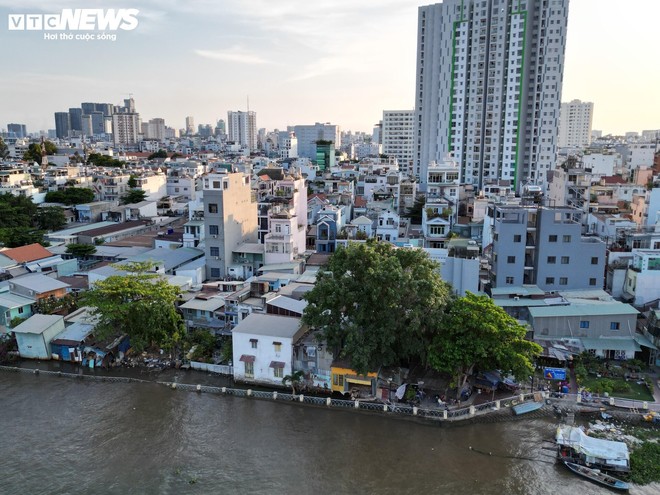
[1,370,658,495]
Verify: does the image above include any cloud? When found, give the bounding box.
[195,47,273,65]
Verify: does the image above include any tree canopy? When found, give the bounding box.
[404,194,426,224]
[87,153,124,167]
[302,241,452,374]
[45,187,95,205]
[0,193,46,247]
[66,243,97,258]
[23,141,57,163]
[81,261,184,353]
[121,189,147,205]
[428,292,541,394]
[147,149,168,160]
[0,137,8,159]
[35,206,66,232]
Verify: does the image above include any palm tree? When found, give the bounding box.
[282,370,304,396]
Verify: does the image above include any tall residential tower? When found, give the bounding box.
[415,0,569,192]
[227,111,257,151]
[558,99,594,149]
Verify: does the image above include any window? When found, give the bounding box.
[210,268,220,278]
[333,374,344,387]
[559,277,568,285]
[610,322,620,330]
[273,367,283,379]
[547,256,556,264]
[209,225,219,235]
[513,234,522,242]
[250,339,258,349]
[589,278,597,286]
[545,277,555,284]
[273,341,282,353]
[579,320,590,329]
[210,247,219,257]
[506,276,514,284]
[591,257,598,265]
[561,256,569,264]
[245,361,254,378]
[563,235,571,242]
[208,203,218,214]
[549,235,557,242]
[18,307,24,314]
[507,256,515,263]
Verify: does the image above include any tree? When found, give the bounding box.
[35,207,66,231]
[81,261,184,353]
[282,370,304,396]
[0,137,9,160]
[147,149,168,160]
[0,193,45,247]
[120,189,147,205]
[404,194,426,224]
[22,141,57,163]
[302,241,452,374]
[127,174,138,188]
[87,153,124,167]
[45,187,95,205]
[428,292,542,397]
[66,243,97,258]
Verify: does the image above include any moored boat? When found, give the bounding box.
[512,401,543,415]
[564,461,629,491]
[556,425,630,474]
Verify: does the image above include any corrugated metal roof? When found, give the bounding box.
[0,292,35,309]
[52,322,94,343]
[10,273,70,293]
[267,295,307,314]
[180,297,225,311]
[233,313,302,338]
[580,337,640,352]
[13,314,63,335]
[529,303,638,318]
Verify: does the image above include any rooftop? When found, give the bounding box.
[232,313,303,338]
[13,314,63,334]
[10,273,70,293]
[1,243,54,263]
[529,302,638,318]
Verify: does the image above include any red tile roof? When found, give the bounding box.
[354,196,367,207]
[601,176,628,185]
[1,243,53,263]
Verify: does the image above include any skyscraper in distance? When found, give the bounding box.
[415,0,569,192]
[558,99,593,149]
[227,111,257,151]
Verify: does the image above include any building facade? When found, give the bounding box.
[293,123,340,161]
[382,110,414,175]
[414,0,569,192]
[227,111,257,151]
[203,172,258,280]
[558,99,594,148]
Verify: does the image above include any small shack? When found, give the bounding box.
[13,314,65,360]
[50,321,95,362]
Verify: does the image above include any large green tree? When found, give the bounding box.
[66,243,97,258]
[428,292,542,396]
[302,241,452,374]
[35,206,66,231]
[23,141,57,163]
[0,193,46,247]
[121,189,147,205]
[45,187,95,205]
[81,262,184,353]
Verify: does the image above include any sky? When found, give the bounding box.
[0,0,658,136]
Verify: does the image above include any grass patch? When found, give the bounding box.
[580,376,654,402]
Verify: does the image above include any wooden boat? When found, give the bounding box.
[564,461,629,491]
[512,401,543,415]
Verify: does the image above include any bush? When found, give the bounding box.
[590,379,614,395]
[630,442,660,485]
[612,381,631,394]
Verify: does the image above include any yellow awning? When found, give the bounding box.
[346,377,372,386]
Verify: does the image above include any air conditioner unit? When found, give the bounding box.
[214,256,220,260]
[211,235,217,238]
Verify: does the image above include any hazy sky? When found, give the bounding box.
[0,0,658,135]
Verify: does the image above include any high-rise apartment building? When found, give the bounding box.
[293,123,340,161]
[54,112,71,139]
[558,99,594,148]
[185,116,195,135]
[415,0,569,192]
[382,110,414,175]
[112,113,140,146]
[7,123,27,138]
[144,118,166,141]
[68,108,83,132]
[227,111,257,151]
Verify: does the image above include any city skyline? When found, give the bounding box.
[0,0,658,135]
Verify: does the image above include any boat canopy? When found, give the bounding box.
[556,425,629,466]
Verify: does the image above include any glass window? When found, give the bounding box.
[209,225,219,235]
[245,362,254,378]
[273,367,283,379]
[547,256,556,264]
[545,277,554,284]
[563,235,571,242]
[507,256,515,263]
[250,339,258,349]
[610,322,620,330]
[549,235,557,242]
[210,247,220,257]
[273,342,282,353]
[513,234,521,242]
[561,256,569,264]
[506,276,514,284]
[210,268,220,278]
[559,277,568,285]
[579,320,589,328]
[589,278,597,286]
[591,257,598,264]
[208,203,218,213]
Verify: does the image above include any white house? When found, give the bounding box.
[232,313,305,387]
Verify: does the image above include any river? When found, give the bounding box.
[1,371,657,495]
